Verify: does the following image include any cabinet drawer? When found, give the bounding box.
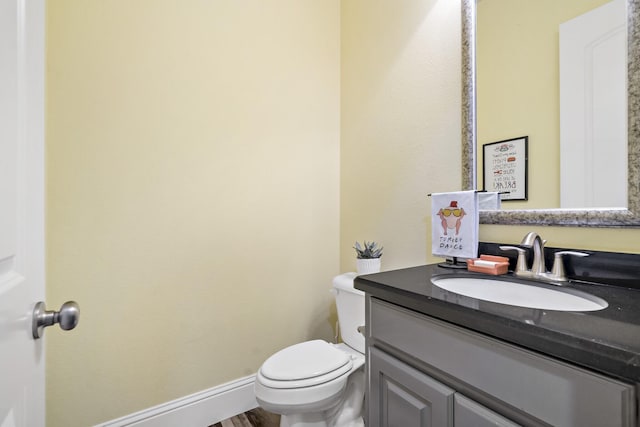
[369,298,636,427]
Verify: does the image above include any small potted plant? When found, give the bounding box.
[353,241,383,274]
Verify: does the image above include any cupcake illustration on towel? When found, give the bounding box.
[437,201,466,236]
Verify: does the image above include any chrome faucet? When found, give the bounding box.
[500,232,589,284]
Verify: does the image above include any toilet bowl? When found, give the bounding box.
[254,273,365,427]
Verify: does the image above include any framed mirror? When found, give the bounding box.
[462,0,640,226]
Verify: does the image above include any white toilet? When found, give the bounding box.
[254,273,365,427]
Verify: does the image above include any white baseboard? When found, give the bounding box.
[95,375,258,427]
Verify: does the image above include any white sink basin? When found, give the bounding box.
[431,276,608,312]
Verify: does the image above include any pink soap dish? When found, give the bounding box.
[466,255,510,275]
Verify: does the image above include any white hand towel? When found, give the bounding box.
[431,191,479,259]
[478,192,501,210]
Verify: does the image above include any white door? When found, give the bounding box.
[560,0,627,208]
[1,1,46,426]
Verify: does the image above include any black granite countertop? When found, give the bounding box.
[355,264,640,384]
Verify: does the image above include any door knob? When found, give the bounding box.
[32,301,80,339]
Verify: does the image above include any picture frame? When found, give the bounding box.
[482,136,528,201]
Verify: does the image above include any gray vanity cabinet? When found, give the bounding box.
[453,395,520,427]
[369,346,454,426]
[369,345,518,427]
[365,297,637,427]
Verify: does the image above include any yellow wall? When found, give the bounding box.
[340,0,463,270]
[45,1,340,425]
[477,0,610,209]
[480,225,640,254]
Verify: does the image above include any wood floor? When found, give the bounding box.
[210,408,280,427]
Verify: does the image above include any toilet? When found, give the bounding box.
[254,273,365,427]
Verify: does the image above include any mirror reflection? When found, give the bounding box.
[476,0,627,210]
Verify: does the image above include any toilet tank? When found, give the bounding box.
[332,273,365,353]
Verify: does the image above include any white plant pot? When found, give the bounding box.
[357,258,381,275]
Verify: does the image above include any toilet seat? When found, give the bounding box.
[259,340,353,389]
[254,341,365,415]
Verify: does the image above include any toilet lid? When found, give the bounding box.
[260,340,351,382]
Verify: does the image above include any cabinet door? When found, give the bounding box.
[454,394,521,427]
[368,347,454,427]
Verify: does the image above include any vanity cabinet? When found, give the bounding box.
[370,346,518,427]
[365,297,636,427]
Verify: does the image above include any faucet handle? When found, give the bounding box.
[499,246,529,276]
[548,251,589,282]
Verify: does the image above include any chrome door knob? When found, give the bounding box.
[32,301,80,339]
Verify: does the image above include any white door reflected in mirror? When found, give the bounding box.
[560,0,627,208]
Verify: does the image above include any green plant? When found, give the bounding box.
[353,241,383,259]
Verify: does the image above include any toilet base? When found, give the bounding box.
[278,368,365,427]
[280,412,364,427]
[280,412,327,427]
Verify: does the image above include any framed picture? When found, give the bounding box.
[482,136,528,201]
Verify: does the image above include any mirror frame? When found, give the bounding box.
[462,0,640,227]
